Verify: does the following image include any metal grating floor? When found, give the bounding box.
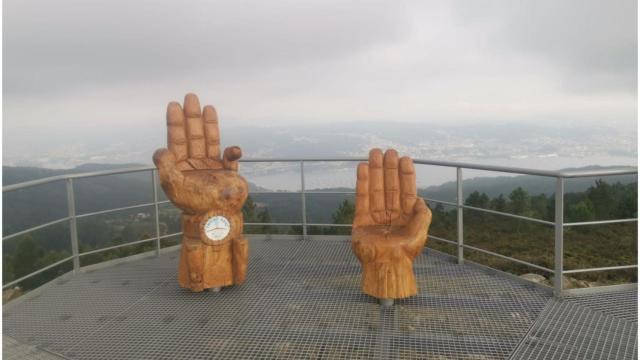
[3,238,637,359]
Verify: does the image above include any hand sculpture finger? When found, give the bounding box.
[399,157,417,216]
[368,148,385,223]
[166,102,189,165]
[183,93,207,162]
[403,198,432,259]
[354,162,370,225]
[203,105,221,159]
[223,146,242,171]
[383,149,401,222]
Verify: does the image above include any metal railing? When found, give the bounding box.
[2,158,637,296]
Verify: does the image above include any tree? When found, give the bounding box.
[465,191,490,208]
[567,199,596,222]
[256,209,274,234]
[587,180,615,219]
[3,256,15,283]
[331,199,355,235]
[508,187,530,215]
[530,194,550,220]
[490,194,507,212]
[242,196,257,221]
[616,183,637,219]
[12,235,45,278]
[332,199,355,224]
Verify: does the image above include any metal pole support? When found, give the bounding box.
[152,170,161,256]
[554,177,565,297]
[456,167,464,264]
[380,298,394,307]
[300,161,307,240]
[66,178,80,272]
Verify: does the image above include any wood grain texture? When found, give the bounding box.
[154,93,249,292]
[352,149,432,299]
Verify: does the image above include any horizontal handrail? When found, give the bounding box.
[244,222,301,227]
[413,159,562,177]
[3,256,74,289]
[247,190,301,194]
[559,168,638,178]
[2,157,637,296]
[76,202,156,219]
[3,217,71,241]
[462,205,555,226]
[239,157,365,163]
[564,218,638,227]
[245,222,352,227]
[304,191,356,195]
[428,234,458,245]
[3,158,636,192]
[159,231,183,239]
[423,198,458,207]
[563,264,638,274]
[462,243,554,273]
[79,237,157,256]
[428,234,554,273]
[250,190,355,195]
[3,166,154,192]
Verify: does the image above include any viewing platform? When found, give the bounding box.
[4,237,637,359]
[3,158,637,359]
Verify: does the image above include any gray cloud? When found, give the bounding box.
[3,0,637,164]
[3,0,409,98]
[453,0,637,92]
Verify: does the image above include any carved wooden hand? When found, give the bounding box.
[352,149,432,299]
[153,93,249,292]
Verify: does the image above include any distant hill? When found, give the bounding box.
[3,164,154,236]
[3,163,268,235]
[3,163,268,190]
[421,166,637,203]
[2,163,145,185]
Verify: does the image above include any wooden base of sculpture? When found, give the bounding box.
[359,251,417,299]
[177,213,248,292]
[352,224,428,300]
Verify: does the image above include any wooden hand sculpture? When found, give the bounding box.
[352,149,432,300]
[153,93,249,292]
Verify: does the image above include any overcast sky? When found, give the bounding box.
[3,0,637,160]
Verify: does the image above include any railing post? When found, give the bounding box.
[554,176,565,297]
[300,161,307,240]
[66,178,80,272]
[152,169,161,256]
[456,167,464,264]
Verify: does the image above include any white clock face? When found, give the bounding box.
[204,216,231,241]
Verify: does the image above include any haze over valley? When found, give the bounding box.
[4,122,636,190]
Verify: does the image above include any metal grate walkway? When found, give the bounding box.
[3,238,637,359]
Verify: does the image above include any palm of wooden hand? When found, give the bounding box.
[153,93,248,214]
[352,149,432,299]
